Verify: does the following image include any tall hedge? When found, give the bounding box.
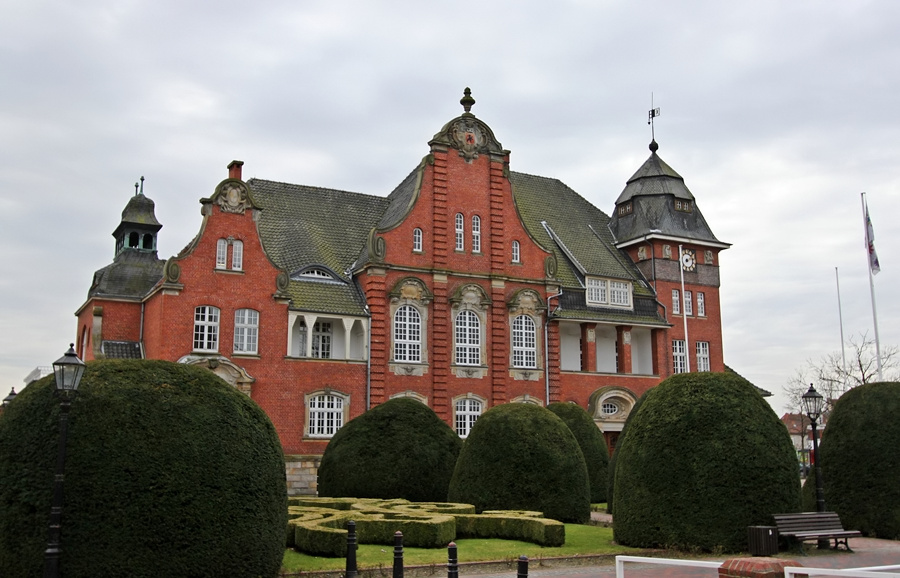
[0,360,287,578]
[606,391,648,515]
[803,382,900,538]
[613,372,800,552]
[448,403,590,523]
[317,397,463,502]
[547,402,609,503]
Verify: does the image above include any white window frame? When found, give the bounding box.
[511,240,520,263]
[512,315,537,369]
[307,392,346,438]
[672,339,687,374]
[610,281,630,306]
[413,228,423,252]
[454,396,483,438]
[696,341,710,372]
[672,289,681,315]
[455,213,464,251]
[471,215,481,253]
[455,310,481,366]
[193,306,220,352]
[393,305,422,363]
[215,239,228,269]
[231,240,243,271]
[312,321,332,359]
[684,290,693,316]
[697,292,706,317]
[233,308,259,354]
[587,278,607,305]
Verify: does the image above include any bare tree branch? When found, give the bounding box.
[782,332,899,413]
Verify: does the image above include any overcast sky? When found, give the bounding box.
[2,1,897,413]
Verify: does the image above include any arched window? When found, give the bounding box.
[471,215,481,253]
[216,239,228,269]
[512,315,537,368]
[455,310,481,366]
[454,396,483,437]
[306,391,347,437]
[413,228,423,252]
[455,213,464,251]
[231,240,243,271]
[393,305,422,363]
[511,240,520,263]
[141,233,154,250]
[193,306,220,352]
[128,232,139,248]
[234,309,259,354]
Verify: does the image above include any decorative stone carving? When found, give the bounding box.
[508,289,543,316]
[637,246,647,260]
[705,250,714,265]
[544,254,558,278]
[216,182,253,214]
[663,245,672,259]
[164,258,181,283]
[451,117,488,161]
[389,277,433,304]
[367,229,386,262]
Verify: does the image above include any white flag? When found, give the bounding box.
[865,201,881,275]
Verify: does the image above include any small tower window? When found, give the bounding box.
[511,240,520,263]
[128,232,140,248]
[413,228,423,252]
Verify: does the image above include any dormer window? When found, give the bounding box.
[300,269,333,280]
[675,199,693,213]
[586,277,632,309]
[291,267,345,283]
[617,202,633,216]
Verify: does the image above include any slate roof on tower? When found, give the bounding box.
[609,140,728,248]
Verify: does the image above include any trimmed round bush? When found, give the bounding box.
[803,382,900,538]
[606,391,648,515]
[613,372,800,552]
[448,403,590,523]
[0,359,287,578]
[547,402,609,503]
[317,397,463,502]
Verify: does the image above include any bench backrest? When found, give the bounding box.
[773,512,845,533]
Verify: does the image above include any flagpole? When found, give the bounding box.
[861,192,883,381]
[679,244,690,372]
[835,267,847,393]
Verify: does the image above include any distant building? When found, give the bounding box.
[75,90,729,494]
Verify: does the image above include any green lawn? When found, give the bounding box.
[281,523,636,573]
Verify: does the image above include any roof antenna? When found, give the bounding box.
[648,93,660,147]
[139,176,145,195]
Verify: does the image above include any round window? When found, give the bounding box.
[601,402,618,416]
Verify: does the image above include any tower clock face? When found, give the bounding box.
[680,249,696,271]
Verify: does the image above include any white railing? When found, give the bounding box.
[785,566,900,577]
[615,555,723,577]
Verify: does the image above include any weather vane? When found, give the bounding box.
[648,93,660,141]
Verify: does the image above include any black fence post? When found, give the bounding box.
[517,555,528,578]
[447,541,458,578]
[346,520,358,578]
[393,531,404,578]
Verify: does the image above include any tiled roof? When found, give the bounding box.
[87,249,166,300]
[377,163,423,231]
[609,142,725,247]
[248,179,390,280]
[511,171,655,293]
[101,341,143,359]
[248,178,391,314]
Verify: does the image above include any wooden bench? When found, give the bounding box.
[773,512,861,551]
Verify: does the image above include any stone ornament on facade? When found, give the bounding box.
[507,289,543,317]
[451,117,488,161]
[216,182,253,214]
[389,277,434,305]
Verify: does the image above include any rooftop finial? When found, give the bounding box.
[134,181,139,196]
[139,176,145,195]
[648,92,660,148]
[460,87,475,114]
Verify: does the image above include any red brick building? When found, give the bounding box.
[75,90,729,494]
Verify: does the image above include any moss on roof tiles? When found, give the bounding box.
[510,171,649,287]
[87,250,165,300]
[377,163,424,231]
[248,179,390,279]
[285,280,368,316]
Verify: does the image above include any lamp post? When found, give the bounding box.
[44,344,86,578]
[801,383,829,549]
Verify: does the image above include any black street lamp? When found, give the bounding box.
[801,383,829,549]
[44,344,86,578]
[2,387,16,408]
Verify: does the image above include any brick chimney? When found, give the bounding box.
[227,160,244,180]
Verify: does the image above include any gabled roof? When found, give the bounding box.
[248,178,391,315]
[248,179,391,281]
